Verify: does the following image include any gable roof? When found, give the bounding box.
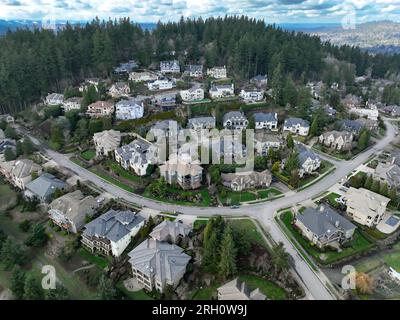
[284,118,310,127]
[253,112,277,123]
[217,278,266,300]
[223,111,247,123]
[25,173,66,199]
[150,220,192,241]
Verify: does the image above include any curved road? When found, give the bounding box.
[18,120,397,300]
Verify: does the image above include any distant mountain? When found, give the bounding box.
[309,20,400,55]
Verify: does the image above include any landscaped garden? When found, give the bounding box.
[280,211,375,265]
[218,187,282,205]
[80,150,96,161]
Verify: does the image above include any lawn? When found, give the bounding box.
[193,219,208,231]
[81,150,96,161]
[0,181,17,211]
[228,219,268,248]
[116,280,153,300]
[105,161,146,183]
[219,189,257,205]
[281,211,374,265]
[238,275,286,300]
[257,188,283,200]
[89,168,135,193]
[78,248,109,269]
[192,282,220,300]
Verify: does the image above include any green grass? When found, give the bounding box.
[257,188,282,199]
[238,275,286,300]
[0,182,17,211]
[192,283,220,300]
[228,219,267,248]
[193,219,208,230]
[281,211,374,265]
[116,280,153,300]
[382,250,400,272]
[106,161,145,183]
[78,248,109,269]
[81,150,96,161]
[89,168,135,193]
[219,190,257,205]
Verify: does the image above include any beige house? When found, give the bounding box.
[217,278,266,300]
[128,239,190,293]
[149,220,192,242]
[93,129,121,157]
[0,159,42,190]
[345,187,390,227]
[86,101,115,118]
[159,155,203,190]
[48,190,98,233]
[319,130,354,151]
[221,170,272,192]
[109,82,130,98]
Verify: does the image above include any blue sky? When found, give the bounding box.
[0,0,399,24]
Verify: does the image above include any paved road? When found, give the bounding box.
[17,120,397,300]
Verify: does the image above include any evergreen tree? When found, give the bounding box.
[371,180,380,194]
[285,151,299,172]
[16,140,23,157]
[309,115,319,137]
[389,187,398,205]
[97,275,117,300]
[286,133,294,149]
[0,238,27,269]
[25,224,49,247]
[218,226,237,280]
[4,126,17,139]
[23,274,43,300]
[380,182,389,197]
[22,138,34,155]
[271,242,290,274]
[10,266,26,300]
[45,285,70,300]
[364,174,373,190]
[4,147,16,161]
[358,129,370,151]
[202,232,219,272]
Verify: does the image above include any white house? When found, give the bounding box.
[206,66,227,79]
[109,82,130,98]
[209,83,235,99]
[223,111,248,130]
[297,147,321,177]
[253,112,278,131]
[240,88,264,102]
[160,60,180,73]
[283,118,310,136]
[350,107,379,121]
[147,77,176,91]
[185,65,203,78]
[180,87,204,102]
[254,132,282,156]
[45,93,64,105]
[81,209,145,257]
[129,71,158,82]
[115,99,144,120]
[188,117,216,131]
[62,97,82,112]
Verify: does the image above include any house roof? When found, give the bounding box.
[159,157,203,177]
[221,170,272,189]
[83,209,144,243]
[253,112,277,123]
[340,119,364,133]
[223,111,247,123]
[284,118,309,127]
[374,162,400,187]
[321,130,353,140]
[251,74,267,82]
[25,173,66,199]
[185,64,203,72]
[93,130,121,150]
[297,146,320,165]
[0,159,41,179]
[188,117,215,127]
[116,138,156,164]
[296,206,356,238]
[346,187,391,218]
[128,238,190,284]
[87,101,114,110]
[150,220,192,241]
[116,99,142,108]
[217,278,266,300]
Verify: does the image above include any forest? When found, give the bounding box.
[0,15,400,113]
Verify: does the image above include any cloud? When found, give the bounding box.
[0,0,398,23]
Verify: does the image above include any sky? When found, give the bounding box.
[0,0,399,24]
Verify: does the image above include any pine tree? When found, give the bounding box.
[379,182,389,197]
[285,151,299,172]
[271,242,290,275]
[310,116,319,137]
[358,129,370,151]
[371,180,380,194]
[364,174,373,190]
[218,226,237,280]
[287,133,294,149]
[10,266,26,300]
[4,147,16,161]
[23,274,43,300]
[25,224,49,247]
[202,232,219,272]
[97,275,116,300]
[389,187,398,206]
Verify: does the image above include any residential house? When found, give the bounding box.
[180,87,204,102]
[345,187,390,227]
[223,111,248,130]
[250,75,268,88]
[109,82,130,98]
[380,105,400,117]
[0,114,15,124]
[24,173,67,203]
[0,159,42,190]
[294,206,356,249]
[129,71,158,82]
[185,65,203,78]
[297,147,321,178]
[115,138,158,176]
[79,78,102,92]
[93,129,121,157]
[221,170,272,192]
[209,83,235,99]
[48,190,98,233]
[210,135,247,160]
[319,131,354,151]
[253,112,278,131]
[283,118,310,136]
[323,105,337,117]
[86,101,115,118]
[342,94,362,109]
[116,99,144,120]
[350,107,379,121]
[206,66,227,79]
[373,162,400,190]
[150,220,192,242]
[128,239,190,293]
[45,93,64,105]
[188,117,216,131]
[81,209,145,257]
[159,155,203,190]
[62,97,82,112]
[356,118,378,131]
[307,81,324,100]
[160,60,180,73]
[114,60,138,74]
[240,88,264,103]
[217,278,266,300]
[340,119,364,135]
[147,77,176,91]
[149,120,181,139]
[151,93,177,111]
[254,132,282,156]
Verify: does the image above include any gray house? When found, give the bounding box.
[24,173,67,203]
[294,206,356,249]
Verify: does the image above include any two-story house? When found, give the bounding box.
[180,87,204,102]
[93,129,121,157]
[86,101,115,118]
[160,60,180,73]
[283,118,310,136]
[109,82,130,98]
[184,65,203,78]
[319,131,354,151]
[223,111,248,130]
[253,112,278,131]
[209,83,235,99]
[0,159,42,190]
[206,66,227,79]
[115,99,144,120]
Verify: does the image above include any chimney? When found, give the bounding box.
[335,220,340,228]
[319,205,325,213]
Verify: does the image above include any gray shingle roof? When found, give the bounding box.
[25,173,66,200]
[284,118,310,127]
[253,112,277,123]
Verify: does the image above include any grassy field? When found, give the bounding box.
[115,280,153,300]
[281,211,374,265]
[81,150,96,161]
[106,161,146,183]
[219,187,282,205]
[238,275,286,300]
[78,248,109,269]
[228,219,268,248]
[89,168,135,193]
